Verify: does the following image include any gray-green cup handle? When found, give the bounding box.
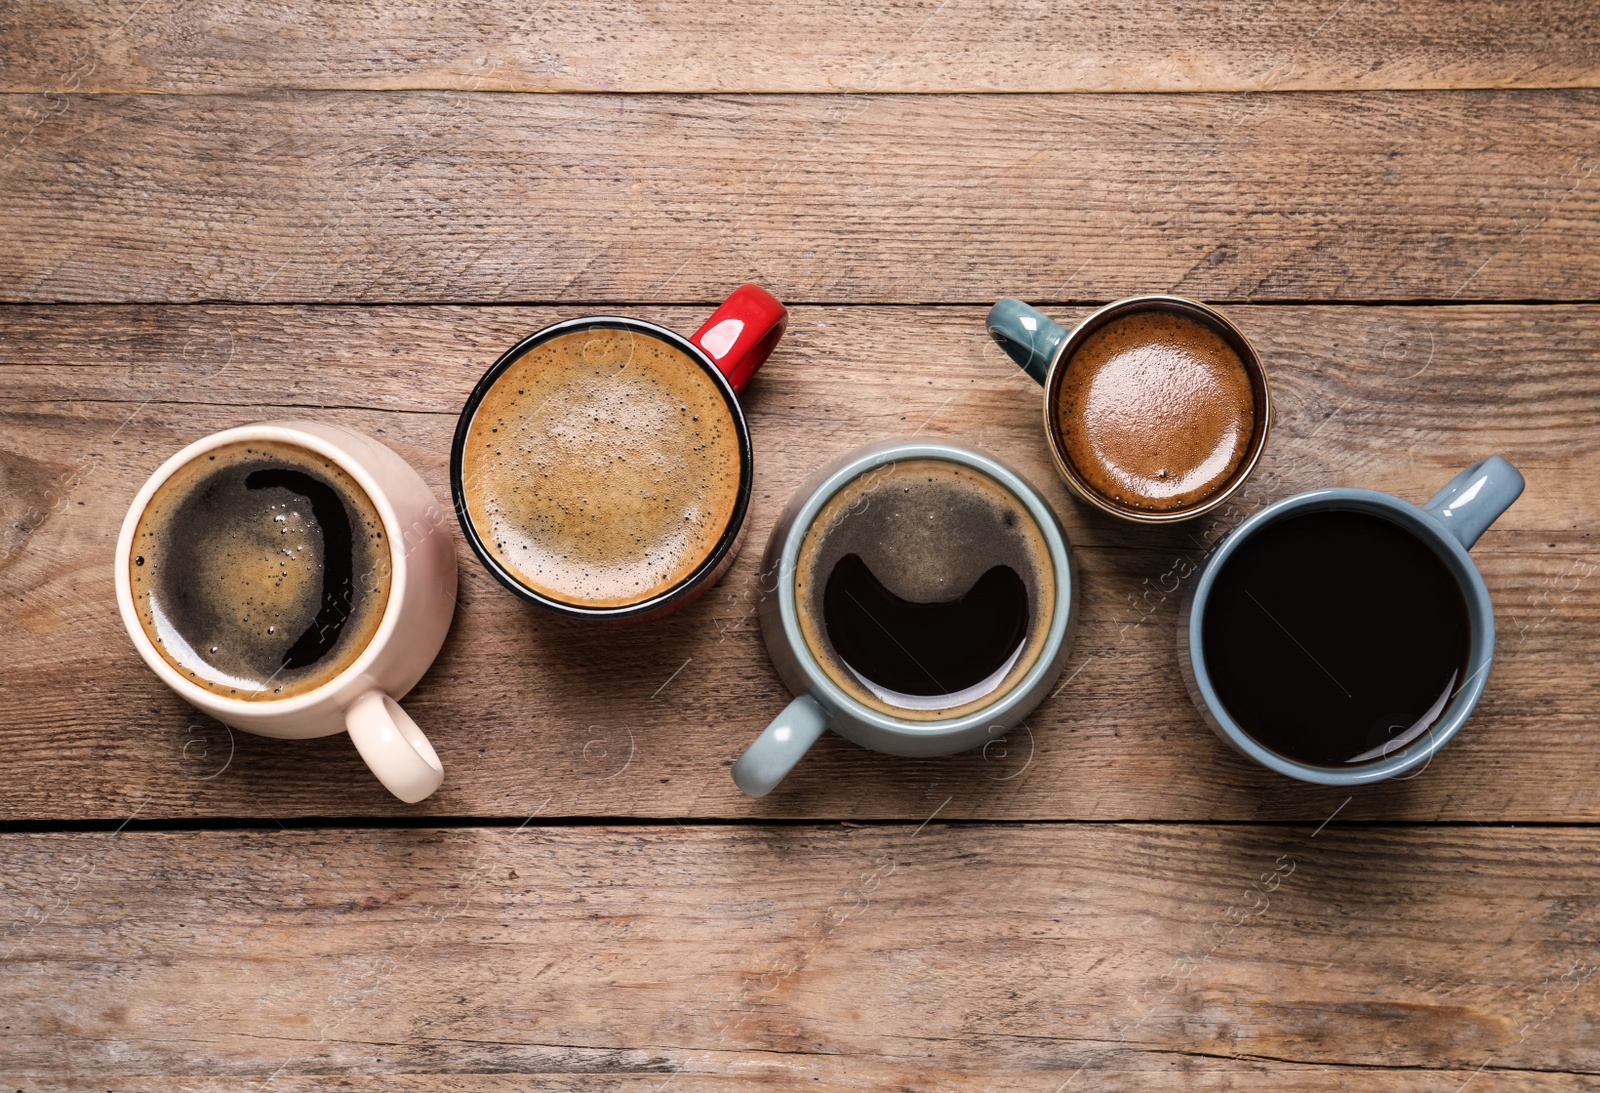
[732,693,828,798]
[1420,455,1525,549]
[986,298,1068,385]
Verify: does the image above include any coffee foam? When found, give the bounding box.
[130,439,391,701]
[1056,310,1256,512]
[461,327,743,608]
[794,459,1056,721]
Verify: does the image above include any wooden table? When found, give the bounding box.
[4,2,1598,1088]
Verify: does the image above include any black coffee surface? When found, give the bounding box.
[130,439,391,700]
[824,554,1029,698]
[1201,509,1471,766]
[794,459,1055,720]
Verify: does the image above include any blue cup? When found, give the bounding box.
[732,441,1079,798]
[1179,456,1525,784]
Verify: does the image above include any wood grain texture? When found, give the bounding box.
[3,824,1597,1088]
[4,0,1599,95]
[2,303,1595,822]
[3,91,1599,304]
[3,2,1595,1086]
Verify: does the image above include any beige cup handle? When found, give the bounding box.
[345,690,444,803]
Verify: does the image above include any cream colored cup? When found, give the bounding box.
[114,421,458,803]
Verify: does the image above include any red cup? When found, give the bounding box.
[451,285,787,620]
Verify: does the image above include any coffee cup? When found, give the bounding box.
[114,421,458,803]
[1179,456,1525,784]
[986,295,1271,523]
[732,441,1078,798]
[451,284,787,620]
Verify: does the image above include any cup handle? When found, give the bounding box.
[1420,455,1526,550]
[690,283,789,395]
[986,298,1069,385]
[732,693,828,798]
[345,690,445,803]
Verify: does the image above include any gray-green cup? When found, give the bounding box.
[1179,456,1525,784]
[732,441,1078,798]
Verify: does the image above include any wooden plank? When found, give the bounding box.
[2,823,1597,1087]
[1,303,1596,822]
[3,0,1598,95]
[9,0,1600,96]
[3,91,1599,304]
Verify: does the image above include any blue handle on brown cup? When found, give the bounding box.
[986,298,1068,384]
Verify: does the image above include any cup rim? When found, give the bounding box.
[113,421,411,715]
[1042,294,1272,524]
[1184,487,1495,784]
[776,441,1075,738]
[450,315,755,621]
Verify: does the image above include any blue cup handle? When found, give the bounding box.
[732,694,829,798]
[986,298,1068,385]
[1420,455,1525,550]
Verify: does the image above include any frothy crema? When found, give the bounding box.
[129,439,392,700]
[460,327,743,608]
[1056,310,1256,513]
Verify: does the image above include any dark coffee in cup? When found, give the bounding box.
[459,327,743,609]
[128,439,392,700]
[1201,508,1471,766]
[793,459,1056,721]
[1057,309,1257,513]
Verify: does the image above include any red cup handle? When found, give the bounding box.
[689,284,788,396]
